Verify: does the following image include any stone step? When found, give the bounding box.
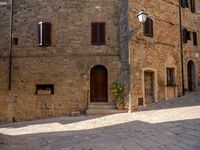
[88,103,116,109]
[86,108,127,115]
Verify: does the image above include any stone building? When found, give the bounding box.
[0,0,199,123]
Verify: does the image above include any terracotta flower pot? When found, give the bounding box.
[117,103,124,110]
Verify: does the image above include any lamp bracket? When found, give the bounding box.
[128,24,143,39]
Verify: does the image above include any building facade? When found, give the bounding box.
[0,0,199,123]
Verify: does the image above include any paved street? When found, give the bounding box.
[0,92,200,150]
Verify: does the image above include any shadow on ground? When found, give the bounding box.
[0,118,200,150]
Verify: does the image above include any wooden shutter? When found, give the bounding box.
[190,0,196,13]
[91,23,98,45]
[183,28,188,43]
[185,0,189,8]
[91,22,105,45]
[99,23,105,45]
[181,0,186,8]
[193,32,197,46]
[144,18,153,37]
[43,22,52,46]
[38,22,52,47]
[187,31,191,40]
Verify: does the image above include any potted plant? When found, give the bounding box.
[112,82,125,110]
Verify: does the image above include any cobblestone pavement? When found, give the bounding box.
[0,92,200,150]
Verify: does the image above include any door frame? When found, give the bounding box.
[142,68,158,106]
[90,65,108,103]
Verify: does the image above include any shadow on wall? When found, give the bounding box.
[0,118,200,150]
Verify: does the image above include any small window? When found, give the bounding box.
[91,22,105,45]
[144,18,153,37]
[193,32,197,46]
[190,0,196,13]
[38,22,52,47]
[181,0,189,8]
[167,68,175,86]
[183,28,191,43]
[36,84,54,95]
[187,31,191,40]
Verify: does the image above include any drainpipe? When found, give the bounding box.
[178,0,185,95]
[8,0,13,90]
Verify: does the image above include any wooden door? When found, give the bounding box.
[144,72,154,104]
[90,65,108,102]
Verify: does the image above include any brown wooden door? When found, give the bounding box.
[90,65,108,102]
[144,72,154,104]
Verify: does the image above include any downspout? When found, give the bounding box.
[178,0,185,95]
[9,0,13,90]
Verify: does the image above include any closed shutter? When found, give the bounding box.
[144,18,153,37]
[91,23,98,45]
[190,0,196,13]
[181,0,186,8]
[99,23,105,45]
[91,22,105,45]
[187,31,191,40]
[43,23,52,46]
[193,32,197,46]
[183,28,188,43]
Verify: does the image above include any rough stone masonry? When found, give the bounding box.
[0,0,199,123]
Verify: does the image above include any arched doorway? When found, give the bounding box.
[90,65,108,102]
[187,60,196,92]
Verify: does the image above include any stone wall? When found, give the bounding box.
[0,0,122,123]
[128,0,200,110]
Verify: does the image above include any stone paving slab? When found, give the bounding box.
[0,92,200,150]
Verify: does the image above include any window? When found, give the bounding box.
[38,22,52,47]
[91,22,105,45]
[181,0,196,13]
[181,0,189,8]
[183,28,191,43]
[190,0,196,13]
[167,68,175,86]
[193,32,197,46]
[36,84,54,95]
[144,18,153,37]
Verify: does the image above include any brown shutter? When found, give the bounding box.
[185,0,189,8]
[43,22,52,46]
[91,23,98,45]
[187,31,191,40]
[190,0,196,13]
[144,18,153,37]
[91,22,105,45]
[181,0,186,8]
[150,19,153,37]
[183,28,188,43]
[99,23,105,44]
[193,32,197,46]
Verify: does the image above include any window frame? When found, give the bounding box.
[166,68,176,86]
[38,22,52,47]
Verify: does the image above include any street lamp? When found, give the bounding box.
[128,10,148,39]
[137,10,148,24]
